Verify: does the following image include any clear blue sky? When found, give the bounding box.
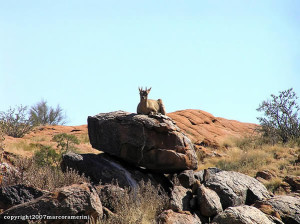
[1,0,299,125]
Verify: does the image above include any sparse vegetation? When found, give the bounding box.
[29,99,66,126]
[257,88,300,144]
[31,133,79,167]
[33,145,60,167]
[217,150,271,175]
[78,133,90,144]
[52,133,80,153]
[1,156,89,191]
[91,181,169,224]
[0,100,67,138]
[264,177,283,194]
[10,141,41,152]
[198,136,300,194]
[0,105,32,138]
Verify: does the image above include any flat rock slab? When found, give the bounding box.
[88,111,198,173]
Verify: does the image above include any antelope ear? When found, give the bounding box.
[147,87,152,93]
[138,87,141,92]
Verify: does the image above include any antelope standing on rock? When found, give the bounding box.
[137,87,166,115]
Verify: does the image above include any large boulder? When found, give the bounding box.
[212,205,276,224]
[157,209,202,224]
[88,111,198,173]
[254,195,300,224]
[61,152,172,191]
[204,170,271,209]
[0,184,45,210]
[1,183,102,223]
[177,170,197,188]
[169,186,193,212]
[197,184,223,217]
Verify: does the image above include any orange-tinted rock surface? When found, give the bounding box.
[168,109,258,147]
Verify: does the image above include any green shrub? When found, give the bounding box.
[52,133,79,153]
[29,99,66,126]
[33,145,60,167]
[31,133,79,168]
[257,88,300,143]
[0,105,32,138]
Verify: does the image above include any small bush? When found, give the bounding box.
[257,88,300,143]
[52,133,79,153]
[31,133,79,169]
[29,99,66,126]
[33,145,60,167]
[0,105,32,138]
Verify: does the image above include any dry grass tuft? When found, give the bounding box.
[2,157,90,191]
[78,133,90,144]
[264,177,283,193]
[90,181,169,224]
[198,136,300,186]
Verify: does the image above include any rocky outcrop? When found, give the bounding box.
[254,196,300,224]
[157,209,202,224]
[0,184,45,210]
[168,109,258,147]
[165,168,280,222]
[204,170,271,209]
[61,152,172,191]
[1,183,102,223]
[212,205,275,224]
[88,111,198,173]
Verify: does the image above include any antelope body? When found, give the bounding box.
[137,87,166,115]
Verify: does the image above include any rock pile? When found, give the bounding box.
[0,111,299,223]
